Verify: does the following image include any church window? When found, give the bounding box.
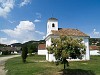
[52,23,55,27]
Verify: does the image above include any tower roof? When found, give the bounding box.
[48,17,58,21]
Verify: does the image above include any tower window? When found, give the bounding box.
[52,23,55,27]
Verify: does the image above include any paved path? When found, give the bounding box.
[0,55,20,75]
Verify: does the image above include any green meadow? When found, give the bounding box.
[5,55,100,75]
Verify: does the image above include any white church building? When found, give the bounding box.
[38,17,90,61]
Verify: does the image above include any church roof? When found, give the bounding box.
[48,17,58,21]
[51,28,89,37]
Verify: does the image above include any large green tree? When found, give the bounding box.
[47,36,86,70]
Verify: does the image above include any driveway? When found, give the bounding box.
[0,55,20,75]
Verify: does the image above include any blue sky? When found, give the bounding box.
[0,0,100,45]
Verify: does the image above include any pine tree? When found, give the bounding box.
[22,45,28,63]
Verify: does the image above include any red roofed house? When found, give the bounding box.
[90,45,100,55]
[38,17,90,61]
[38,44,47,55]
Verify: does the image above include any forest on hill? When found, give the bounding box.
[89,38,100,46]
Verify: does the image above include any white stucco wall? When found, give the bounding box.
[46,51,48,60]
[46,38,51,47]
[38,50,47,55]
[90,50,100,55]
[48,54,56,62]
[83,38,90,60]
[46,37,51,60]
[46,35,59,61]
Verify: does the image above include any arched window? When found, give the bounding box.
[52,23,55,27]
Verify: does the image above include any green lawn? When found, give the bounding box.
[5,55,100,75]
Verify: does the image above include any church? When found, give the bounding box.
[38,17,90,61]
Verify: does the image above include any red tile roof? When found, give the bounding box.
[51,28,89,37]
[89,45,100,50]
[38,44,46,50]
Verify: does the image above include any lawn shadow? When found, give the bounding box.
[58,69,95,75]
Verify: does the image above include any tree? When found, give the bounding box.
[28,43,38,56]
[97,42,100,46]
[28,44,34,56]
[22,45,28,63]
[47,36,86,70]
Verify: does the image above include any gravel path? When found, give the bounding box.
[0,55,20,75]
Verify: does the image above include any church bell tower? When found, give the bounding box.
[47,17,58,36]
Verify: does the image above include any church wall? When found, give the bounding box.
[46,37,51,60]
[83,38,90,60]
[46,37,51,47]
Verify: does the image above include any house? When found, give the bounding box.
[0,47,21,55]
[38,44,47,55]
[38,17,90,61]
[89,45,100,55]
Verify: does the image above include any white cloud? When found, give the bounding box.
[34,19,41,23]
[35,31,44,35]
[0,0,15,18]
[19,0,31,7]
[93,29,100,35]
[0,37,18,45]
[1,21,45,44]
[34,13,42,23]
[90,29,100,38]
[8,20,15,23]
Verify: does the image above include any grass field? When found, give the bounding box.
[0,54,18,57]
[5,55,100,75]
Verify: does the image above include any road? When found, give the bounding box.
[0,55,20,75]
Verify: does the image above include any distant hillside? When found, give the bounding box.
[11,43,22,47]
[0,44,11,47]
[22,40,45,52]
[89,38,100,46]
[0,40,45,48]
[23,40,45,45]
